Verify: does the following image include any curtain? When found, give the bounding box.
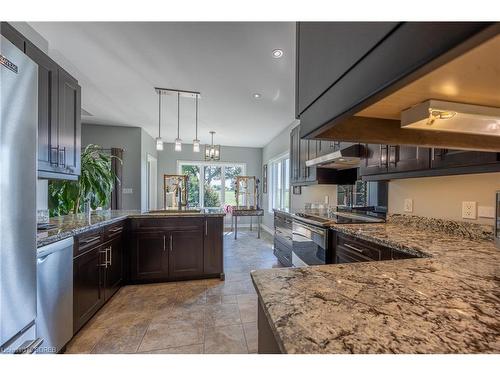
[110,148,123,210]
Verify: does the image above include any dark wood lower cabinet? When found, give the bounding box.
[73,216,224,333]
[203,217,224,276]
[130,232,169,282]
[104,235,124,299]
[169,229,204,279]
[73,245,105,333]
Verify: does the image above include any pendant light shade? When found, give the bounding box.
[156,90,164,151]
[156,137,164,151]
[193,94,200,152]
[175,92,182,152]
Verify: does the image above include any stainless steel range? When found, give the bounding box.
[291,211,385,267]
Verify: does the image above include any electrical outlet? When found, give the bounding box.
[462,201,477,219]
[324,195,329,205]
[478,206,495,218]
[404,198,413,213]
[122,188,133,194]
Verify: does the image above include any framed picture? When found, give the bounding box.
[263,164,268,194]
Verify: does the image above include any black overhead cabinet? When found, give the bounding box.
[296,22,496,139]
[1,22,81,180]
[290,125,358,186]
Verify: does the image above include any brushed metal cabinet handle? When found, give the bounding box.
[99,248,108,267]
[108,246,112,266]
[163,235,166,252]
[344,243,365,254]
[205,220,208,236]
[170,234,173,252]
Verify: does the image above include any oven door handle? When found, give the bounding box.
[293,222,327,237]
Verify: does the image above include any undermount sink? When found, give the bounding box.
[147,209,203,214]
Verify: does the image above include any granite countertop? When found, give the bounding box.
[37,208,225,248]
[251,215,500,354]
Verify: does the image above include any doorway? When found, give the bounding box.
[146,154,157,211]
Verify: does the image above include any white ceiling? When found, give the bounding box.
[28,22,296,147]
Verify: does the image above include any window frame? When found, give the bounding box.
[177,160,247,208]
[267,152,290,213]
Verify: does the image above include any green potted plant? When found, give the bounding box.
[49,144,120,216]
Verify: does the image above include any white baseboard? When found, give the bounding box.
[260,223,274,236]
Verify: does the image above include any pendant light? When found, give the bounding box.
[193,94,200,152]
[205,131,221,161]
[174,92,182,152]
[155,91,164,151]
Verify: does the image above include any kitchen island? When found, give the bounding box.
[37,209,226,333]
[251,215,500,354]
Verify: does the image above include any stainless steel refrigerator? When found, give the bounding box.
[0,35,42,353]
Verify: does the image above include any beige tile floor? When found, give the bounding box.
[66,230,282,354]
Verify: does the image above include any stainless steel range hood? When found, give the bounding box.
[306,144,363,169]
[401,100,500,137]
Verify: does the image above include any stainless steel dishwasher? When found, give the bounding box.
[36,237,74,354]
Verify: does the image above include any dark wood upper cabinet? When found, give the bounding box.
[58,68,81,176]
[387,145,430,173]
[2,22,81,180]
[203,217,224,276]
[296,22,496,141]
[0,22,25,51]
[24,42,59,173]
[359,144,389,176]
[168,228,204,279]
[296,22,398,116]
[431,149,499,169]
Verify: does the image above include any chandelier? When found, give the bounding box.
[205,131,221,161]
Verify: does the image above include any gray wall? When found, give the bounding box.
[82,124,142,210]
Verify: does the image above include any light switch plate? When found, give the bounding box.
[462,201,477,219]
[478,206,495,218]
[123,188,133,194]
[404,198,413,213]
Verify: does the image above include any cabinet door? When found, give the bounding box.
[359,144,388,176]
[104,236,123,300]
[431,149,499,169]
[0,22,25,51]
[58,68,81,176]
[73,246,105,333]
[296,22,397,115]
[388,145,430,173]
[169,228,204,279]
[203,217,223,275]
[25,42,59,173]
[130,232,168,281]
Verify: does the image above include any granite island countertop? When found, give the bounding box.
[37,209,225,248]
[251,215,500,354]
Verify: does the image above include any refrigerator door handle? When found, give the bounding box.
[14,338,43,354]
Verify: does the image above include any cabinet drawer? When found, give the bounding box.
[104,221,125,240]
[336,233,392,261]
[131,217,204,231]
[74,229,103,257]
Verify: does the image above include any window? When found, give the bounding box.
[178,161,246,208]
[268,154,290,212]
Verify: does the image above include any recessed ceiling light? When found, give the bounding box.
[253,93,261,99]
[272,49,283,59]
